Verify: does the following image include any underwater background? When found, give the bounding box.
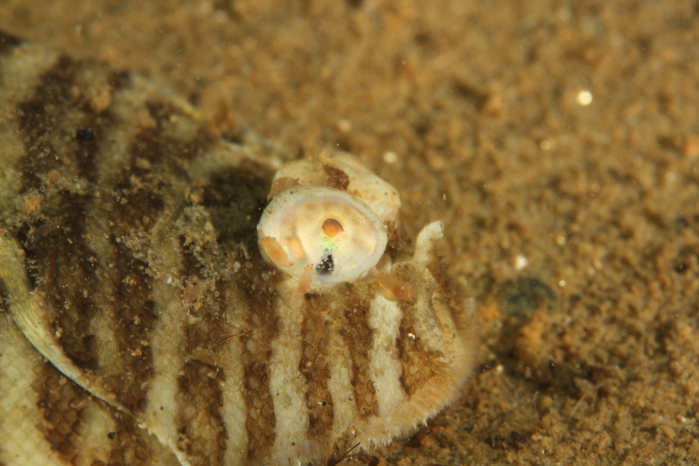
[1,0,698,464]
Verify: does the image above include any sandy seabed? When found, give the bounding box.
[2,0,699,464]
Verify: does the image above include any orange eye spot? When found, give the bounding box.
[321,218,344,237]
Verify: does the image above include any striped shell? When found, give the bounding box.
[0,30,474,466]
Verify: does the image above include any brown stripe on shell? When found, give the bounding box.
[103,411,161,466]
[18,194,101,372]
[100,228,159,412]
[323,164,350,190]
[174,245,229,465]
[0,29,22,55]
[33,362,88,461]
[300,294,335,440]
[73,118,104,183]
[104,241,158,415]
[17,56,80,192]
[176,360,227,466]
[237,280,279,464]
[396,300,446,397]
[230,246,281,463]
[340,295,379,419]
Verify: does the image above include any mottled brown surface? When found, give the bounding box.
[175,245,229,465]
[324,165,351,191]
[106,411,165,466]
[300,294,336,440]
[236,270,280,463]
[176,360,227,466]
[2,0,699,465]
[342,296,380,420]
[396,310,444,398]
[34,363,88,461]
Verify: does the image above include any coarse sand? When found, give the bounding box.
[2,1,699,464]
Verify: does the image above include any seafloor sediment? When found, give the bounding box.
[1,1,698,465]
